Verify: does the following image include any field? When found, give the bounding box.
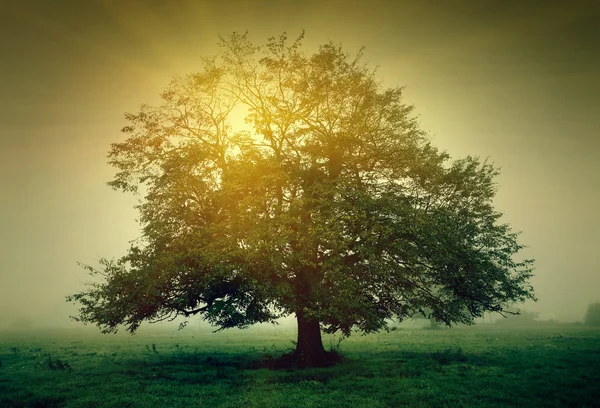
[1,322,599,407]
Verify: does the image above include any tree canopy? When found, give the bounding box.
[68,32,535,367]
[584,302,600,326]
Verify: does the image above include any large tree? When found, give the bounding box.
[68,32,535,367]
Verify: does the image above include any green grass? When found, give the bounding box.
[1,323,599,407]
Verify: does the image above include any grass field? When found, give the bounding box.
[1,322,599,407]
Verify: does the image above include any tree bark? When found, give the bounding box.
[294,311,331,368]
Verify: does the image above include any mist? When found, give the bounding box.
[1,0,599,332]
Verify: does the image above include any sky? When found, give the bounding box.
[1,0,598,329]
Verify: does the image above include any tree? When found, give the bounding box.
[67,32,535,367]
[494,309,539,327]
[410,307,442,329]
[584,302,600,326]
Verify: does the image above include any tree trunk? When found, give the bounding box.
[294,312,332,368]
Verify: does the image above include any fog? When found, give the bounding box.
[1,0,598,332]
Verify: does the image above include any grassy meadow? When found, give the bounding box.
[1,322,599,407]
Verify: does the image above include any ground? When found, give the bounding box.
[1,322,599,407]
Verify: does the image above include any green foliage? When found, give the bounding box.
[584,301,600,326]
[67,31,535,338]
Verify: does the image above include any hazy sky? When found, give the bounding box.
[1,0,598,329]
